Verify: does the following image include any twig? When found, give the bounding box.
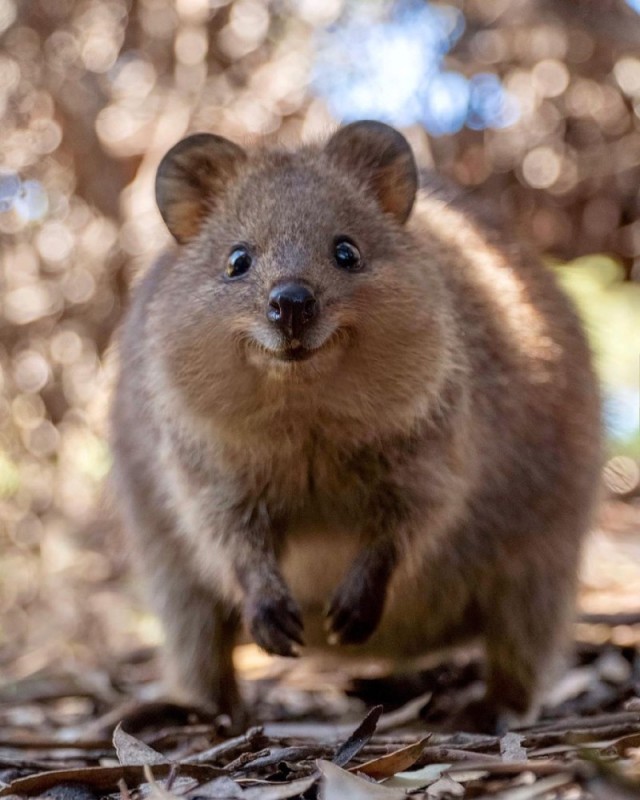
[234,746,328,772]
[181,726,264,765]
[579,612,640,626]
[224,748,271,771]
[415,746,502,765]
[520,711,640,735]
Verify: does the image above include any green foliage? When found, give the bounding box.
[0,450,20,499]
[555,256,640,455]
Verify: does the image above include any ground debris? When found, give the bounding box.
[1,621,640,798]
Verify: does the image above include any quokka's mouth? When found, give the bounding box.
[272,330,345,363]
[275,346,316,362]
[245,327,348,367]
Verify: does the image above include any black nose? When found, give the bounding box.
[267,283,318,341]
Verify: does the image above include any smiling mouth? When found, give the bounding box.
[276,345,316,362]
[270,331,342,363]
[246,328,347,365]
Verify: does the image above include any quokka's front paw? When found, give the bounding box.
[245,586,305,658]
[325,565,387,645]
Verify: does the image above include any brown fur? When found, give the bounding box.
[111,122,602,730]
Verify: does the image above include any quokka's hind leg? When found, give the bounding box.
[477,558,577,732]
[149,566,244,724]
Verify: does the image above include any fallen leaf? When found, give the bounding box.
[385,764,451,789]
[0,764,224,797]
[611,732,640,756]
[587,775,640,800]
[596,651,632,685]
[241,775,318,799]
[349,737,429,779]
[544,666,596,706]
[500,732,527,762]
[376,692,432,733]
[35,783,99,800]
[488,773,574,799]
[445,769,490,782]
[333,705,383,767]
[318,759,405,800]
[187,776,244,798]
[426,776,465,798]
[143,764,180,800]
[113,723,166,766]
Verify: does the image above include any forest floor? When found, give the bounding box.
[1,500,639,799]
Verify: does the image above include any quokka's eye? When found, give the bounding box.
[333,238,363,272]
[226,245,253,279]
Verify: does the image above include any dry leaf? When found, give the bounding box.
[376,692,432,732]
[426,776,465,798]
[385,763,452,789]
[333,705,383,767]
[484,773,573,799]
[349,737,429,779]
[544,666,596,706]
[143,764,181,800]
[612,732,640,756]
[596,651,632,685]
[113,723,166,766]
[241,775,318,799]
[318,759,405,800]
[445,769,490,782]
[185,776,244,798]
[500,732,527,762]
[0,764,224,797]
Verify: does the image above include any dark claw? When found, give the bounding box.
[325,575,386,646]
[246,591,305,657]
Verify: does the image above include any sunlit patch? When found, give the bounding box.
[604,388,640,442]
[233,643,275,678]
[0,173,49,226]
[554,255,640,447]
[0,0,16,35]
[12,178,49,223]
[313,1,519,134]
[0,172,20,213]
[468,72,520,130]
[422,72,469,135]
[0,450,20,499]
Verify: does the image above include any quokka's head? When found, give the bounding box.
[149,121,452,418]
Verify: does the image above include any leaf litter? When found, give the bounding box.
[0,617,640,799]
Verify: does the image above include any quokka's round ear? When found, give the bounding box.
[325,121,418,224]
[155,133,247,243]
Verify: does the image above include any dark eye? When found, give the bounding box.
[226,245,252,279]
[333,238,362,272]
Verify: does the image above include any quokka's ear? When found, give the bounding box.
[155,133,247,243]
[325,121,418,224]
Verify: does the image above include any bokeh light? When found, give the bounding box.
[313,0,518,135]
[0,0,639,676]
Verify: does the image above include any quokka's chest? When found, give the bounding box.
[248,433,393,512]
[280,508,361,609]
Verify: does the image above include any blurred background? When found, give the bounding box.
[0,0,639,687]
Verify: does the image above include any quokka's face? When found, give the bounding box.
[150,123,447,410]
[169,161,419,370]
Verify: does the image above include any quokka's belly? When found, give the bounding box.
[280,521,477,662]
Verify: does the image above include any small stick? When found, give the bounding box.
[182,726,264,765]
[415,746,502,765]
